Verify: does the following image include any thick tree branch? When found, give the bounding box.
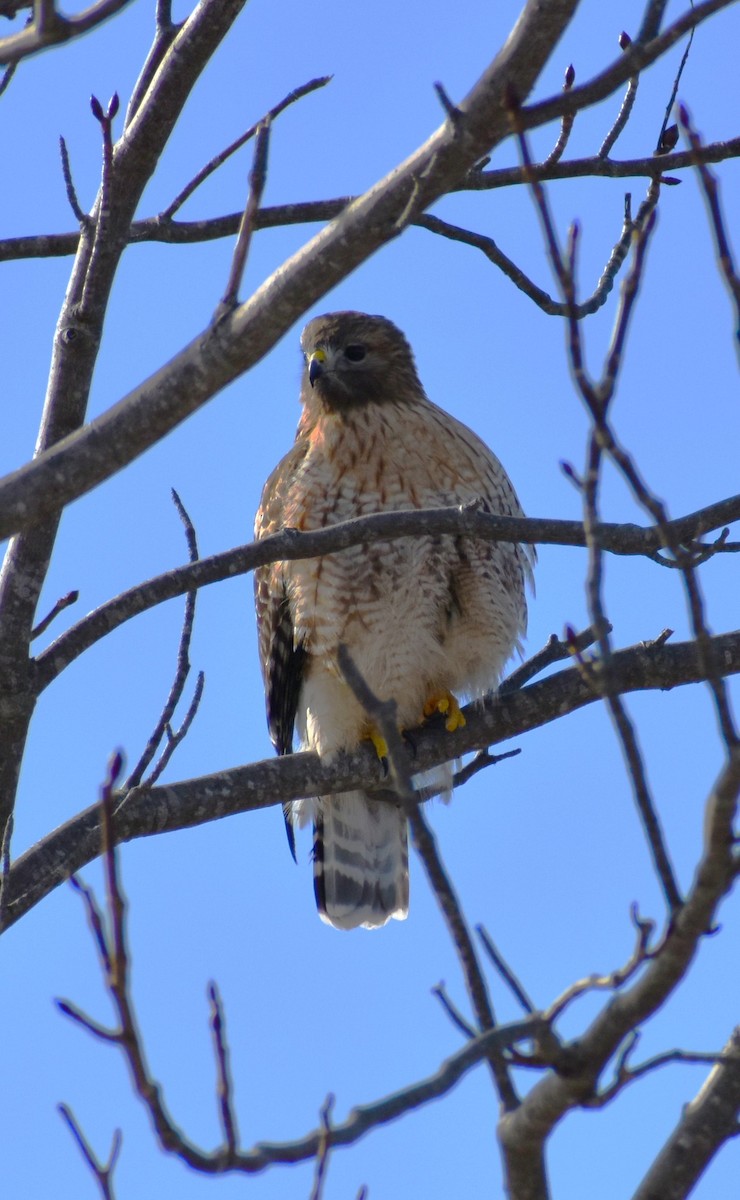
[5,630,740,932]
[633,1027,740,1200]
[34,497,740,689]
[10,0,681,545]
[0,0,247,874]
[498,746,740,1182]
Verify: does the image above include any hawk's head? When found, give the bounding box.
[300,311,425,410]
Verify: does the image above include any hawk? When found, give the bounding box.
[255,312,532,930]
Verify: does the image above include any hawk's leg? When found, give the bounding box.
[360,723,389,772]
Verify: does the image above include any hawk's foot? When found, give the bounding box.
[423,689,466,733]
[361,723,389,764]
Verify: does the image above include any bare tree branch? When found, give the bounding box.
[522,1,738,133]
[208,981,239,1156]
[633,1027,740,1200]
[679,102,740,358]
[543,62,576,165]
[19,0,729,548]
[6,135,740,267]
[5,629,740,932]
[0,0,137,65]
[336,644,518,1113]
[123,490,201,790]
[162,75,331,220]
[545,904,657,1022]
[218,119,271,315]
[0,0,248,889]
[598,33,639,159]
[61,774,545,1175]
[32,496,740,690]
[58,1103,122,1200]
[498,747,740,1178]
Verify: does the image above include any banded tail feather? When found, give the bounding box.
[313,792,409,930]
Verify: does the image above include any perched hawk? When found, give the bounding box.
[255,312,532,930]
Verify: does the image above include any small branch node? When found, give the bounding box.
[31,589,79,639]
[476,925,536,1014]
[434,81,463,128]
[431,982,476,1038]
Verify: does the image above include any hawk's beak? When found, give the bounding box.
[308,349,326,388]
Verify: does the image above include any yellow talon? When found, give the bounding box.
[364,725,389,760]
[423,690,466,733]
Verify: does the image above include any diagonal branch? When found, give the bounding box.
[632,1026,740,1200]
[336,643,518,1112]
[162,75,331,220]
[499,748,740,1180]
[5,0,662,546]
[0,0,136,65]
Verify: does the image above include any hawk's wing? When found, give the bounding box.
[254,441,310,856]
[260,591,306,758]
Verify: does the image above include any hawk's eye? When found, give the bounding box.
[344,344,366,362]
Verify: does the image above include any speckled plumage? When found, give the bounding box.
[254,312,533,930]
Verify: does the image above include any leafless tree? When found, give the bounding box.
[2,2,740,1198]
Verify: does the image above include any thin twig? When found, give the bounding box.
[418,204,648,320]
[208,981,238,1154]
[546,902,656,1022]
[58,1104,122,1200]
[499,624,607,694]
[476,926,536,1014]
[309,1095,335,1200]
[0,59,17,97]
[123,489,201,789]
[59,136,88,225]
[450,748,521,791]
[433,80,462,126]
[431,983,477,1039]
[217,119,271,315]
[587,1041,737,1108]
[30,588,79,640]
[123,0,180,127]
[655,11,695,151]
[141,671,205,788]
[515,109,683,914]
[162,76,331,220]
[544,63,576,166]
[69,873,112,976]
[599,33,639,158]
[81,93,120,314]
[678,101,740,359]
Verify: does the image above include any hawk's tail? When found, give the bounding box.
[313,792,409,930]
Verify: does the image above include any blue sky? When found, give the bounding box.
[2,1,740,1197]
